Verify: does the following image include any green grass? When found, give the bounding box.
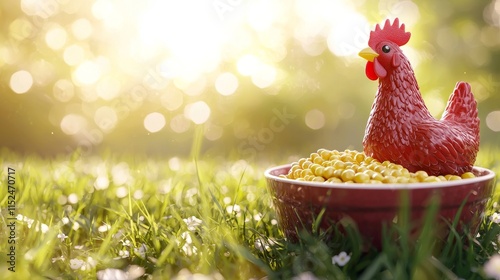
[0,146,499,279]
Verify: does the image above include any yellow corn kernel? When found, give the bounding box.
[319,149,332,160]
[369,180,383,184]
[313,166,325,177]
[322,166,335,179]
[313,156,324,165]
[390,169,402,177]
[355,153,365,163]
[290,164,301,173]
[354,172,370,183]
[333,169,344,178]
[415,170,428,181]
[383,176,397,183]
[461,172,475,179]
[397,177,409,184]
[408,177,419,183]
[382,161,391,166]
[301,160,312,169]
[310,152,320,159]
[446,175,462,181]
[310,163,321,174]
[357,166,368,173]
[332,160,346,169]
[326,177,343,183]
[300,169,313,177]
[371,172,384,181]
[292,169,302,179]
[312,176,325,182]
[304,175,314,181]
[341,169,355,182]
[423,176,440,183]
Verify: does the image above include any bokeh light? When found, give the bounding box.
[215,72,239,96]
[10,70,33,94]
[486,111,500,132]
[60,114,87,135]
[45,25,67,50]
[144,112,166,133]
[305,109,326,130]
[184,101,211,125]
[72,61,102,86]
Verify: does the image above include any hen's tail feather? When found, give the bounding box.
[441,81,480,134]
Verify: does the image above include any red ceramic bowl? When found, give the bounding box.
[265,165,496,247]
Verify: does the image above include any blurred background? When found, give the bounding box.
[1,0,500,161]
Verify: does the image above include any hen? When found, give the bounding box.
[358,18,480,176]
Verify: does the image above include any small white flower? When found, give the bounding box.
[84,256,97,270]
[226,204,241,214]
[121,239,131,247]
[178,231,198,256]
[292,271,320,280]
[183,216,203,231]
[35,222,49,233]
[118,250,130,258]
[69,258,85,270]
[98,224,111,233]
[97,268,128,280]
[134,244,147,258]
[52,255,65,263]
[61,217,70,225]
[72,222,80,231]
[332,251,351,267]
[255,237,277,253]
[484,254,500,279]
[253,213,263,221]
[57,233,68,241]
[491,213,500,224]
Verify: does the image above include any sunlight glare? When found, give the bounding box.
[161,89,184,111]
[237,54,259,76]
[327,11,370,57]
[251,64,276,88]
[94,106,118,132]
[53,79,75,102]
[138,0,223,81]
[71,18,93,40]
[64,44,86,66]
[72,60,102,86]
[184,101,211,125]
[144,112,166,133]
[170,114,191,133]
[486,111,500,132]
[305,109,325,130]
[215,72,239,96]
[60,114,87,135]
[45,25,67,50]
[10,70,33,94]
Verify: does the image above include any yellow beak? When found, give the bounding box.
[358,47,379,62]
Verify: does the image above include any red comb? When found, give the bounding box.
[368,18,411,49]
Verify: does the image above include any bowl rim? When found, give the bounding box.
[265,164,496,190]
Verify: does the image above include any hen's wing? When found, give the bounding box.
[408,120,478,176]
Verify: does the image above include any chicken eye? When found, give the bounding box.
[382,45,391,53]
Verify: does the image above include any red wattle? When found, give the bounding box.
[374,59,387,79]
[365,61,378,80]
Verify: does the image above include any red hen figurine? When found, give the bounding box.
[359,18,480,176]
